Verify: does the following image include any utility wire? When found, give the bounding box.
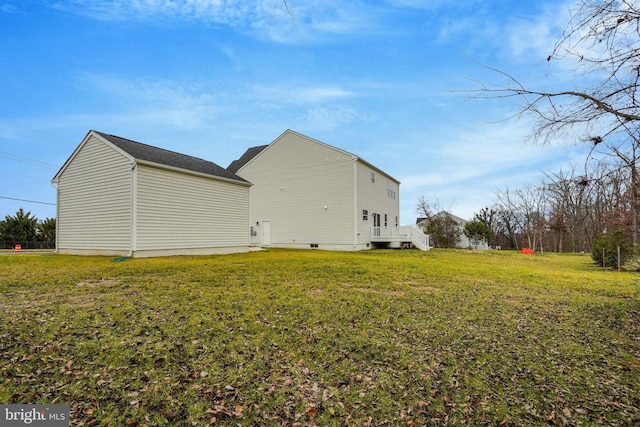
[0,150,58,169]
[0,196,55,206]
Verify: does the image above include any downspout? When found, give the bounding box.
[129,162,137,257]
[353,157,358,250]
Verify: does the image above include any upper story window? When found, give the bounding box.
[371,172,376,183]
[386,180,396,199]
[362,209,369,221]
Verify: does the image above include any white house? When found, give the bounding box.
[53,129,428,257]
[417,211,489,250]
[52,130,251,257]
[228,130,428,251]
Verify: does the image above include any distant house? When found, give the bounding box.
[52,130,251,257]
[229,129,428,251]
[417,211,488,249]
[53,129,427,257]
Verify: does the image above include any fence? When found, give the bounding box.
[1,241,55,250]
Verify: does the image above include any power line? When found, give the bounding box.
[0,151,58,169]
[0,196,55,206]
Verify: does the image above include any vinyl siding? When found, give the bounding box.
[356,161,400,247]
[56,135,132,252]
[135,165,249,250]
[238,131,355,249]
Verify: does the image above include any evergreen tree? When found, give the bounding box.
[464,219,492,249]
[37,218,56,242]
[0,208,38,242]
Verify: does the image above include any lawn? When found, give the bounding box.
[1,249,639,426]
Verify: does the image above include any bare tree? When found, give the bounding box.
[473,0,640,245]
[495,184,550,252]
[544,165,593,252]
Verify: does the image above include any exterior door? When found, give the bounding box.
[261,220,272,246]
[373,213,381,236]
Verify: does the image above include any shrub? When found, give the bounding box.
[591,229,633,268]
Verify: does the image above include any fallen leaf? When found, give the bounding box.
[306,405,317,417]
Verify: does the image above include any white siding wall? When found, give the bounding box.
[238,132,355,249]
[57,135,132,254]
[135,165,249,253]
[356,161,400,248]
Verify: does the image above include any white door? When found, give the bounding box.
[373,213,381,236]
[261,220,272,246]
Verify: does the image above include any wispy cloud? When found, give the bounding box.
[250,83,356,104]
[48,0,381,43]
[80,73,221,128]
[302,105,373,130]
[504,3,570,64]
[1,2,20,13]
[435,2,571,65]
[397,117,588,220]
[401,124,532,189]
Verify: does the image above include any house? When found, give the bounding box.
[228,129,428,251]
[51,130,251,257]
[53,129,428,257]
[417,211,488,249]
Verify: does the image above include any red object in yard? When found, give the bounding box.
[14,244,21,252]
[520,247,534,255]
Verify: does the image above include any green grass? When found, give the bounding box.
[1,249,639,426]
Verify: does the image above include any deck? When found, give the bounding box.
[370,225,430,250]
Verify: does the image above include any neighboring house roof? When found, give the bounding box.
[53,130,249,184]
[416,212,469,226]
[436,211,468,225]
[227,144,268,174]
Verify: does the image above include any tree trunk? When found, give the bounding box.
[632,161,639,247]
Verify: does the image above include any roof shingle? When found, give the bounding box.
[227,145,268,174]
[95,131,248,183]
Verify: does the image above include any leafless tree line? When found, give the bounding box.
[485,156,634,252]
[468,0,640,252]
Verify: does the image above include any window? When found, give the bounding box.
[386,180,396,199]
[395,216,398,227]
[384,214,388,227]
[362,209,369,221]
[371,172,376,183]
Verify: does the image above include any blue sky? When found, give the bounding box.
[0,0,590,225]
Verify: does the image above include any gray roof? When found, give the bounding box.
[227,145,268,174]
[95,131,248,183]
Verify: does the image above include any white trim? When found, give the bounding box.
[52,180,59,253]
[52,130,133,183]
[353,156,358,249]
[130,163,137,256]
